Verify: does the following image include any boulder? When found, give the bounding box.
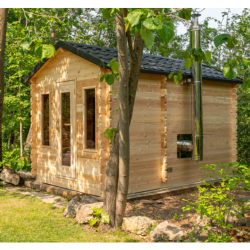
[64,195,99,218]
[75,202,103,224]
[150,221,185,242]
[18,170,36,183]
[122,216,157,236]
[0,168,20,186]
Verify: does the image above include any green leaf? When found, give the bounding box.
[89,219,99,226]
[223,64,236,79]
[41,44,56,60]
[168,72,174,79]
[140,26,154,50]
[104,128,119,141]
[102,8,111,19]
[214,34,231,47]
[107,58,119,75]
[35,44,56,61]
[242,58,249,69]
[100,74,105,83]
[101,211,110,224]
[156,22,174,44]
[143,18,162,30]
[226,37,235,49]
[177,71,183,81]
[173,75,179,84]
[104,74,114,85]
[178,8,192,20]
[127,9,143,27]
[205,50,211,62]
[184,58,192,70]
[20,37,32,50]
[125,22,130,33]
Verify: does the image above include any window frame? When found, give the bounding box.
[82,85,97,152]
[40,92,51,148]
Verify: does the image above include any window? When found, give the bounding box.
[42,94,50,146]
[177,134,192,158]
[86,89,96,149]
[61,92,71,166]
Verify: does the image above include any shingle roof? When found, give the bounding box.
[25,40,243,84]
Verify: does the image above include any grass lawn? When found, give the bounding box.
[0,187,140,242]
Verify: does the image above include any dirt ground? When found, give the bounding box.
[125,189,250,231]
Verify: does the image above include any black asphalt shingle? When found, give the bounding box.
[25,41,243,84]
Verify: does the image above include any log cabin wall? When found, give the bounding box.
[29,48,237,197]
[30,50,109,196]
[164,79,237,188]
[110,74,237,195]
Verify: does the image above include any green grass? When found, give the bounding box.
[0,188,140,242]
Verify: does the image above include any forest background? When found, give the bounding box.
[1,8,250,170]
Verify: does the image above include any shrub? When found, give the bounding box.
[182,162,250,242]
[0,144,31,172]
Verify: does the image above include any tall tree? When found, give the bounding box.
[0,8,8,163]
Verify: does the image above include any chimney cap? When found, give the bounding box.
[193,13,201,17]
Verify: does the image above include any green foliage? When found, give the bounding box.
[182,162,250,242]
[178,8,192,21]
[103,128,119,141]
[169,70,183,84]
[140,25,154,50]
[133,206,138,211]
[89,206,110,226]
[99,58,119,85]
[0,144,31,172]
[127,9,143,27]
[214,34,231,47]
[173,213,179,220]
[205,50,211,62]
[146,223,157,235]
[184,58,191,70]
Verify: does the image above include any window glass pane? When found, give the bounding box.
[61,92,71,166]
[86,89,95,149]
[42,94,50,146]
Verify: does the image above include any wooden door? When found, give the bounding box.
[56,80,76,179]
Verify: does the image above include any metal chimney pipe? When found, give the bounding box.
[190,13,203,161]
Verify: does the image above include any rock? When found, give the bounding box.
[75,202,103,224]
[236,196,250,206]
[236,195,250,202]
[122,216,157,236]
[150,221,185,242]
[0,168,20,186]
[18,170,36,183]
[225,210,246,227]
[196,215,212,227]
[64,195,99,218]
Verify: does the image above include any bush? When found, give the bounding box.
[0,144,31,172]
[182,162,250,242]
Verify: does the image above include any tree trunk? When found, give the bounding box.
[103,129,119,227]
[8,133,11,149]
[115,10,130,227]
[13,136,17,148]
[103,10,144,227]
[19,62,23,158]
[50,25,56,45]
[0,8,8,164]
